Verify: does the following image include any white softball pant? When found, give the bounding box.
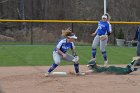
[92,35,108,52]
[53,51,75,65]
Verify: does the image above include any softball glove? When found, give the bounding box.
[100,35,108,41]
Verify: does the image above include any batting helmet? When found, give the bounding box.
[87,60,97,69]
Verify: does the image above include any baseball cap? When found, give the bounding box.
[102,15,107,19]
[68,33,78,39]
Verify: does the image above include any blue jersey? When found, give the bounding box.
[96,20,111,36]
[54,38,75,53]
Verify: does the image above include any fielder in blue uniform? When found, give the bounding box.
[45,31,83,76]
[91,14,112,66]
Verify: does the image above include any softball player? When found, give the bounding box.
[45,31,83,76]
[91,14,112,66]
[133,26,140,66]
[86,57,140,75]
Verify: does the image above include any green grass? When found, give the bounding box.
[77,46,136,65]
[0,45,136,66]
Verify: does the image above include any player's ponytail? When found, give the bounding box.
[105,13,111,21]
[61,27,72,37]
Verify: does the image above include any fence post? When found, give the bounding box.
[30,23,33,45]
[31,0,33,45]
[113,24,116,46]
[71,23,73,32]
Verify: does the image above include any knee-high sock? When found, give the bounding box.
[126,60,136,72]
[127,60,135,67]
[74,63,79,73]
[130,60,135,65]
[48,63,58,73]
[92,48,96,58]
[102,51,107,61]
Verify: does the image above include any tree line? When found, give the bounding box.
[0,0,140,43]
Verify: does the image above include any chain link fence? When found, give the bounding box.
[0,21,139,45]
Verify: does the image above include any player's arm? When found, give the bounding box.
[91,28,98,36]
[107,22,112,36]
[91,27,99,36]
[91,21,100,36]
[56,41,67,58]
[71,49,79,63]
[71,42,79,63]
[70,42,77,57]
[56,48,67,58]
[71,49,77,57]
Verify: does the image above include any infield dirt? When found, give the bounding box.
[0,65,140,93]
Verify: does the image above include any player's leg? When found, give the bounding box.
[131,57,140,71]
[91,35,100,60]
[100,38,108,66]
[45,51,62,76]
[65,54,85,75]
[133,56,140,66]
[124,59,139,74]
[135,42,140,66]
[126,57,140,72]
[136,42,140,56]
[65,54,79,73]
[102,58,139,74]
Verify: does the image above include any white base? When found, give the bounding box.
[51,72,67,75]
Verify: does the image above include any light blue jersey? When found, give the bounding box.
[96,20,111,36]
[54,38,74,53]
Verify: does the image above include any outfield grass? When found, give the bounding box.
[0,45,136,66]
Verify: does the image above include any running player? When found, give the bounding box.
[44,30,84,76]
[91,13,112,66]
[86,57,140,75]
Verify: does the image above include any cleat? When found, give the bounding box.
[104,60,108,67]
[44,73,51,77]
[127,65,134,72]
[133,56,140,61]
[76,72,85,76]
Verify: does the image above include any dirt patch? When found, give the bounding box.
[0,65,140,93]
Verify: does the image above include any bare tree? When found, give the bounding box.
[17,0,27,30]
